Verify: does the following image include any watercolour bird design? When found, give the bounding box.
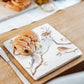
[29,28,77,75]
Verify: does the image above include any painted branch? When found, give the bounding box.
[32,46,50,75]
[49,35,72,45]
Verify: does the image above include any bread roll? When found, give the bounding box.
[13,30,40,56]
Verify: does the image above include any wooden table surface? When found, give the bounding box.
[0,1,84,84]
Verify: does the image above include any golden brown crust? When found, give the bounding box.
[11,0,31,8]
[7,0,31,11]
[7,1,23,11]
[13,30,40,56]
[0,0,3,2]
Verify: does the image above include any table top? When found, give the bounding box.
[0,1,84,84]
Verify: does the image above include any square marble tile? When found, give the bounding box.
[4,23,82,80]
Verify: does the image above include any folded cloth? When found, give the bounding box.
[47,71,84,84]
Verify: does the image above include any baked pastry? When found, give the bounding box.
[0,0,9,2]
[13,30,40,56]
[11,0,31,8]
[7,0,31,11]
[7,1,23,11]
[0,0,31,11]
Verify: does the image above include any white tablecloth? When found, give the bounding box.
[0,0,82,84]
[0,0,81,34]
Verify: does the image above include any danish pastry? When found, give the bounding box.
[13,30,40,56]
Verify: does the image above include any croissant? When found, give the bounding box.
[11,0,31,8]
[7,1,23,11]
[7,0,31,11]
[13,30,40,56]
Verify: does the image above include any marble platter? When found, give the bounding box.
[4,23,82,80]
